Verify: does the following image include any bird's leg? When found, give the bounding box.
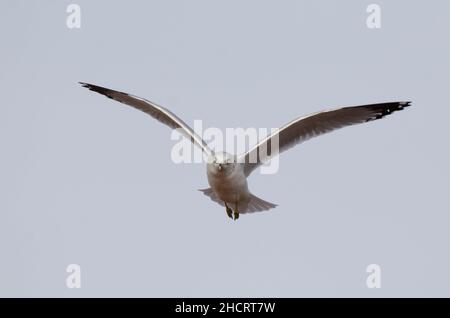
[224,202,233,219]
[233,202,239,220]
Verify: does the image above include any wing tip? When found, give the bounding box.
[79,82,125,101]
[365,101,412,122]
[79,81,101,92]
[392,100,412,112]
[78,81,91,88]
[399,101,412,108]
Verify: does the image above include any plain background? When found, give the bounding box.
[1,0,449,297]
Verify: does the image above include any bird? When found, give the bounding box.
[79,82,411,220]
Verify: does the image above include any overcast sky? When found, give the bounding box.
[1,0,450,297]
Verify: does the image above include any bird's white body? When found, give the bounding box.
[206,153,250,210]
[201,151,277,214]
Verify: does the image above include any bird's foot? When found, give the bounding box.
[225,203,233,219]
[233,204,239,221]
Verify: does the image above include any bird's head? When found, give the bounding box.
[208,152,236,175]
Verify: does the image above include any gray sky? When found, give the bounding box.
[1,0,449,297]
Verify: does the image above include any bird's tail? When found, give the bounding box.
[198,188,225,207]
[245,193,277,213]
[199,188,277,214]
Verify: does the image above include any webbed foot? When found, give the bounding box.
[225,202,233,219]
[233,203,239,220]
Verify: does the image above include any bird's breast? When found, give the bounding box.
[207,165,249,203]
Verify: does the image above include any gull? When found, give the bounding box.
[80,82,411,220]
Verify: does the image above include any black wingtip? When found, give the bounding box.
[364,101,412,122]
[78,82,133,103]
[393,101,412,112]
[79,82,95,89]
[78,82,111,95]
[399,101,412,108]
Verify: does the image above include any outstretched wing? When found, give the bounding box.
[80,82,213,156]
[240,102,411,176]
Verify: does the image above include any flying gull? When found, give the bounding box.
[80,82,410,220]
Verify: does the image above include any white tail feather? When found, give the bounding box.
[245,194,277,213]
[199,188,277,213]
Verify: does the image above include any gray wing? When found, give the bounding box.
[80,82,213,156]
[240,101,411,176]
